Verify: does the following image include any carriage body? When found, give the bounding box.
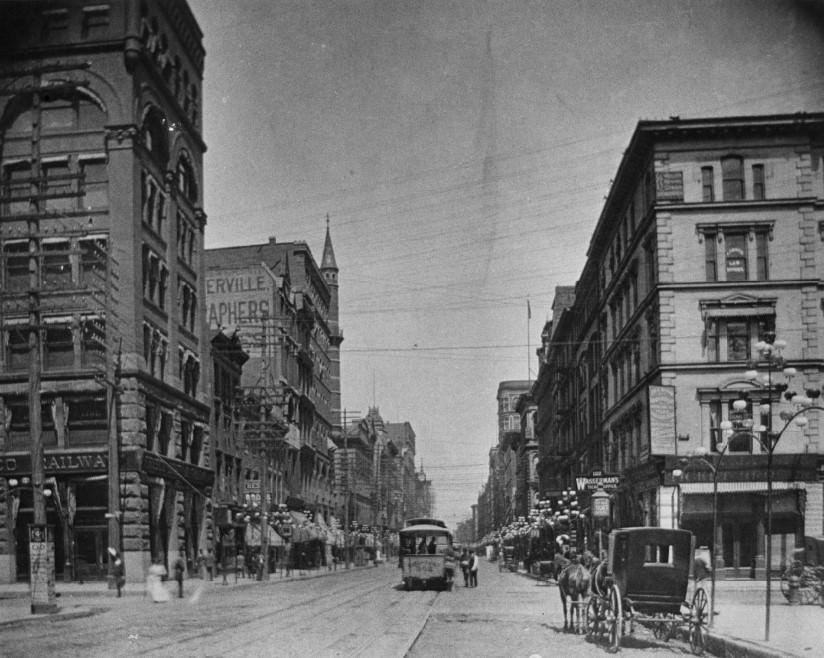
[607,527,695,615]
[587,527,707,654]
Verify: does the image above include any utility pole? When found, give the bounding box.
[338,409,360,569]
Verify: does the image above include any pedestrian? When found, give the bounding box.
[469,550,479,587]
[147,556,170,602]
[206,548,215,581]
[197,549,207,579]
[460,549,470,587]
[443,544,456,588]
[109,547,126,598]
[236,551,245,579]
[173,550,186,598]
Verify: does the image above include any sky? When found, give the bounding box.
[189,0,824,529]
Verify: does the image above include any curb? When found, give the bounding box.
[0,606,98,630]
[705,633,802,658]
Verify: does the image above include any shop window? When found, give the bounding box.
[722,156,744,201]
[44,323,74,369]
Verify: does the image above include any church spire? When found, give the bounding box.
[321,213,338,271]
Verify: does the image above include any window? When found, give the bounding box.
[6,325,28,370]
[724,232,747,281]
[704,233,717,281]
[42,240,72,288]
[141,107,169,166]
[81,317,105,367]
[2,161,31,214]
[177,157,198,203]
[41,8,69,39]
[706,316,774,362]
[722,156,744,201]
[79,237,107,286]
[3,240,29,291]
[701,167,714,202]
[44,323,74,369]
[752,164,765,200]
[643,543,674,565]
[67,397,107,445]
[42,160,73,211]
[81,5,110,39]
[80,159,108,209]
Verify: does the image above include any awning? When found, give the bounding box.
[245,522,285,547]
[680,481,806,494]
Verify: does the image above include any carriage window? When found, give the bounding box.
[643,543,674,565]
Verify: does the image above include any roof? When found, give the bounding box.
[399,524,453,535]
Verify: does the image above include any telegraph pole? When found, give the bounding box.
[338,409,360,569]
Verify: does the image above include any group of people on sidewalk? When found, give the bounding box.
[459,548,479,587]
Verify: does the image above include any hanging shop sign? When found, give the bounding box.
[575,470,620,492]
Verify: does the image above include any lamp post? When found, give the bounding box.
[703,331,823,642]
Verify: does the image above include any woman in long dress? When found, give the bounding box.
[147,557,171,602]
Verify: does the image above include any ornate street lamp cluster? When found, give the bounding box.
[679,332,824,642]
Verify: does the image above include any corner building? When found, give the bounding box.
[0,0,211,583]
[535,114,824,576]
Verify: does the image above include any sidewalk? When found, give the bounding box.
[0,562,375,630]
[519,567,820,658]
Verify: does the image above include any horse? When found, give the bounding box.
[551,552,570,581]
[558,554,592,633]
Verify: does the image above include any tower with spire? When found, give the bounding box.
[321,215,344,430]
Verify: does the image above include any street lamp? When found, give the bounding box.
[713,332,823,642]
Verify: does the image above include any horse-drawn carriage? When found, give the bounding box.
[780,536,824,605]
[585,527,708,655]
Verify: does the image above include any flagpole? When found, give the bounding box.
[527,298,531,382]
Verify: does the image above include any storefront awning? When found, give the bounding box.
[680,481,806,494]
[245,523,285,547]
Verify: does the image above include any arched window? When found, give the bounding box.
[176,154,198,203]
[722,155,744,201]
[141,106,169,166]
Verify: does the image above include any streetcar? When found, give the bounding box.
[398,519,454,591]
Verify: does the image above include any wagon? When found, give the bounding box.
[780,536,824,605]
[585,527,708,654]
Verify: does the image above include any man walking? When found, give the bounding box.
[173,550,186,598]
[469,550,479,587]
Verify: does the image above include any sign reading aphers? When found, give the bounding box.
[205,268,273,330]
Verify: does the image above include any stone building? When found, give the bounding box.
[534,113,824,575]
[204,230,342,525]
[0,0,211,583]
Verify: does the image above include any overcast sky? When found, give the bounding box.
[190,0,824,528]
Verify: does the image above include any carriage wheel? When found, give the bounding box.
[585,597,600,641]
[689,588,708,656]
[780,568,791,601]
[592,561,607,598]
[605,584,623,653]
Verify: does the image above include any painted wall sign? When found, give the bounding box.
[205,268,273,329]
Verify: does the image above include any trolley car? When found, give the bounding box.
[585,527,708,655]
[398,520,454,591]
